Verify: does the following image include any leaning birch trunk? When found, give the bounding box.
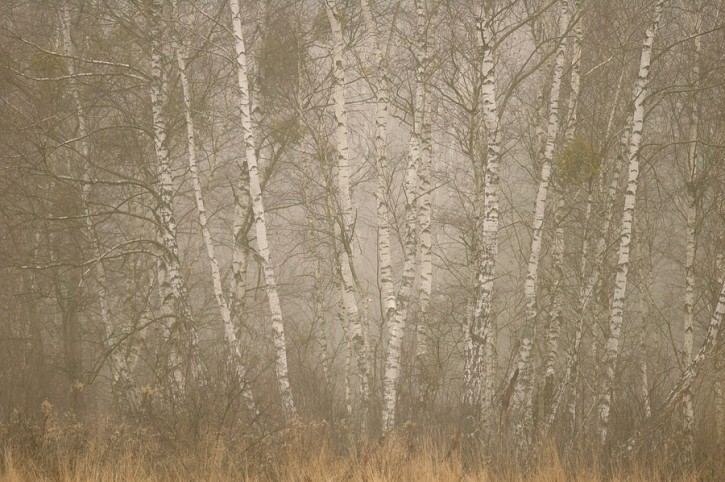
[512,0,570,452]
[623,263,725,454]
[681,7,701,453]
[60,3,136,406]
[382,136,420,433]
[229,0,296,420]
[149,25,205,396]
[325,0,371,423]
[175,44,258,417]
[360,0,396,328]
[466,6,503,435]
[598,0,664,448]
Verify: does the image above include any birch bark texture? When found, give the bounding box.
[359,0,396,327]
[598,0,665,448]
[464,2,503,433]
[175,39,258,417]
[324,0,372,424]
[229,0,296,421]
[512,0,571,452]
[148,13,206,396]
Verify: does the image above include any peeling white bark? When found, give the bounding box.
[416,62,434,409]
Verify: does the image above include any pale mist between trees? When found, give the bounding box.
[1,0,724,479]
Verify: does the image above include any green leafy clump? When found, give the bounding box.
[557,136,601,186]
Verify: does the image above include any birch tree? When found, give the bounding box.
[512,0,571,452]
[543,0,583,408]
[324,0,372,426]
[175,33,258,417]
[60,2,136,407]
[598,0,665,447]
[229,0,296,420]
[148,7,206,397]
[359,0,396,332]
[464,0,503,435]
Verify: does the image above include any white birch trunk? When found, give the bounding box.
[325,0,372,422]
[513,0,570,451]
[465,6,503,433]
[230,165,252,322]
[175,44,258,417]
[598,0,664,447]
[60,3,136,406]
[543,0,583,406]
[382,133,419,432]
[149,27,205,394]
[360,0,396,327]
[416,78,433,409]
[229,0,296,420]
[624,264,725,454]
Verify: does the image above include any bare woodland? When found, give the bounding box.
[1,0,725,479]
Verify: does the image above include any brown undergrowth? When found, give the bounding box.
[0,404,717,481]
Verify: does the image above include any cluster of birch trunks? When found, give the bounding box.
[2,0,725,462]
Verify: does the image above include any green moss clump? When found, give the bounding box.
[557,136,601,186]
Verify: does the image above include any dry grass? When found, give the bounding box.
[0,407,715,481]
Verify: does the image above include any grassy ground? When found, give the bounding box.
[0,407,716,481]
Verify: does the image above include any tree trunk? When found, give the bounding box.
[325,0,371,426]
[512,0,570,453]
[465,3,503,436]
[598,0,664,448]
[543,0,583,413]
[60,2,136,407]
[149,18,205,399]
[360,0,396,332]
[623,261,725,454]
[229,0,296,421]
[175,42,258,418]
[382,135,419,433]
